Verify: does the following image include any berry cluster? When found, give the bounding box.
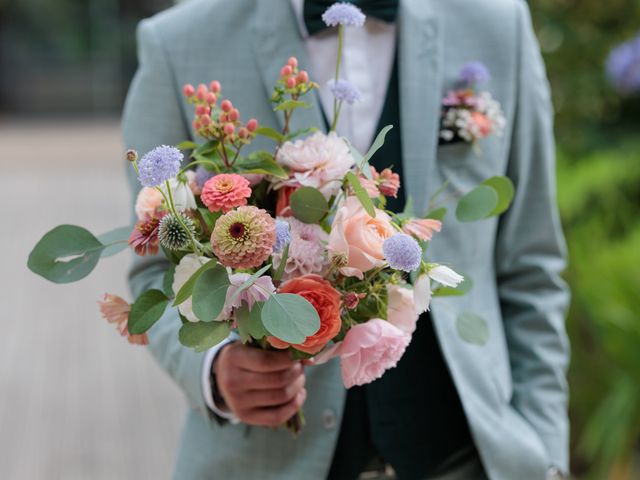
[183,81,259,144]
[271,57,316,104]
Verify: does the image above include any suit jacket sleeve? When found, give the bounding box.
[121,18,212,419]
[495,2,571,472]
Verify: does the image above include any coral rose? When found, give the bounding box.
[268,274,342,354]
[135,187,163,220]
[327,196,395,279]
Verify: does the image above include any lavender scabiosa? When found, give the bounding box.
[606,33,640,94]
[137,145,183,187]
[328,79,362,105]
[383,233,422,272]
[459,61,491,86]
[322,3,366,28]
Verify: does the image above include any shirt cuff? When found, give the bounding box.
[201,333,240,424]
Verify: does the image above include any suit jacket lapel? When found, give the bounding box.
[251,0,326,134]
[398,0,443,216]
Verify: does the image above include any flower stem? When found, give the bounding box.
[330,26,344,132]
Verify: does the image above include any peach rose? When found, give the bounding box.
[135,187,163,220]
[327,196,395,279]
[268,274,342,354]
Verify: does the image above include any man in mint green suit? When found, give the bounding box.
[122,1,570,479]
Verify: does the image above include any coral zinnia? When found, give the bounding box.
[201,173,252,213]
[211,206,276,269]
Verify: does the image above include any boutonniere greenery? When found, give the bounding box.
[439,61,506,149]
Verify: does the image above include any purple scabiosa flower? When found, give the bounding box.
[273,218,291,254]
[459,61,491,86]
[137,145,183,188]
[322,3,366,28]
[195,166,215,190]
[383,233,422,272]
[328,79,362,104]
[606,33,640,95]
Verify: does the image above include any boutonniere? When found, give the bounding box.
[439,61,506,149]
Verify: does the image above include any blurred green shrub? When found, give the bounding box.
[557,142,640,479]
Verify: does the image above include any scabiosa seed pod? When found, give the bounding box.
[126,149,138,163]
[383,233,422,272]
[158,213,196,251]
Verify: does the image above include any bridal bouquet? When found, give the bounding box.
[28,3,514,433]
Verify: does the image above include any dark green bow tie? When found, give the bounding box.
[303,0,399,36]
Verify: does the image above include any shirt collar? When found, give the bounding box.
[290,0,311,39]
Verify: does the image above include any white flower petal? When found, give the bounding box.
[428,265,464,288]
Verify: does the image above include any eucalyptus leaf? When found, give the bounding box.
[173,258,217,307]
[98,226,132,258]
[482,176,515,216]
[261,294,320,344]
[345,171,376,218]
[162,264,176,299]
[363,125,393,164]
[176,141,199,151]
[28,225,105,284]
[255,126,285,143]
[455,185,498,222]
[236,151,288,179]
[247,302,269,339]
[128,289,169,335]
[432,275,473,297]
[192,266,230,321]
[235,306,252,343]
[290,186,329,224]
[179,321,231,352]
[425,207,448,221]
[347,140,369,179]
[456,312,489,346]
[193,139,220,157]
[274,100,310,112]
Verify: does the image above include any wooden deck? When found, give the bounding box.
[0,118,184,480]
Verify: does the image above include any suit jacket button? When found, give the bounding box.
[322,409,337,430]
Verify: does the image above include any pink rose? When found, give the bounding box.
[327,196,395,279]
[386,284,419,335]
[135,187,163,220]
[339,319,410,388]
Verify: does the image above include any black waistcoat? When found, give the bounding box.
[327,55,473,480]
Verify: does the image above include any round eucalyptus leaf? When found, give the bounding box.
[482,176,515,216]
[179,321,231,352]
[455,186,498,222]
[261,293,320,344]
[290,187,329,224]
[456,312,489,346]
[192,266,230,321]
[128,289,169,335]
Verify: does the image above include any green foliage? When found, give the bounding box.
[235,151,288,179]
[191,265,230,321]
[261,293,320,344]
[179,321,231,352]
[28,225,105,283]
[556,141,640,478]
[455,186,498,222]
[97,226,131,258]
[173,259,217,307]
[345,171,376,217]
[290,186,329,224]
[455,312,489,346]
[128,290,169,335]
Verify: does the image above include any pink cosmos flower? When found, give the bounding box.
[201,173,252,213]
[97,294,148,345]
[319,319,410,388]
[402,218,442,242]
[275,131,355,198]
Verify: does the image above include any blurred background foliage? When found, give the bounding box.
[1,0,639,478]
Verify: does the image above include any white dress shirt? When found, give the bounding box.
[202,1,398,419]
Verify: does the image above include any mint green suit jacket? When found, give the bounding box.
[122,1,570,479]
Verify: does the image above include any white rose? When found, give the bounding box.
[172,254,210,322]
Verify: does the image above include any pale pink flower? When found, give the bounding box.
[327,196,395,279]
[97,294,148,345]
[402,218,442,242]
[222,273,275,319]
[272,216,329,281]
[413,274,432,314]
[375,167,400,198]
[135,187,163,220]
[358,176,380,198]
[386,285,419,335]
[338,319,410,388]
[275,131,355,198]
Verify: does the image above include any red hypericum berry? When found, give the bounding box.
[238,127,249,139]
[200,114,212,126]
[246,118,258,132]
[297,70,309,84]
[206,92,217,105]
[288,57,298,68]
[286,77,297,89]
[204,106,211,115]
[218,112,227,123]
[183,84,195,97]
[209,80,221,93]
[193,120,201,130]
[221,99,233,112]
[229,109,240,122]
[196,84,207,101]
[195,104,206,116]
[223,123,235,136]
[280,65,293,77]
